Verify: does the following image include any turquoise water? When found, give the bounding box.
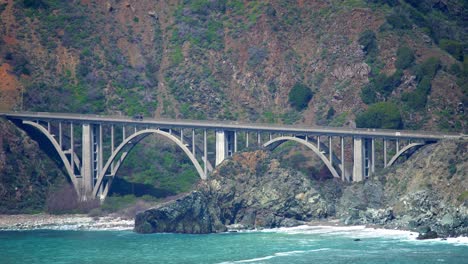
[1,226,467,264]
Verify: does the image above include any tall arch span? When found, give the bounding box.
[263,136,342,179]
[22,120,80,194]
[93,128,207,199]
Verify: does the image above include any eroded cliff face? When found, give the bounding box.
[135,140,467,237]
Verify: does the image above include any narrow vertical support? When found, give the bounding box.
[246,132,249,148]
[371,138,375,175]
[134,125,137,134]
[47,122,50,132]
[269,133,272,141]
[305,135,308,142]
[122,126,126,141]
[234,131,237,153]
[97,124,103,197]
[59,122,62,149]
[181,129,184,145]
[383,138,387,168]
[70,122,74,174]
[352,137,364,182]
[111,125,115,174]
[192,129,196,156]
[340,136,345,181]
[396,139,400,153]
[81,124,94,200]
[215,130,226,166]
[317,136,321,152]
[111,125,115,153]
[204,129,207,176]
[328,136,332,166]
[257,132,261,145]
[169,128,172,135]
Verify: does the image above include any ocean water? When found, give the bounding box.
[1,225,467,264]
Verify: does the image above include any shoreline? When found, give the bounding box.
[0,214,467,245]
[0,213,134,231]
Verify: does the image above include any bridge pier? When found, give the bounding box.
[353,137,374,182]
[79,124,102,200]
[215,130,235,166]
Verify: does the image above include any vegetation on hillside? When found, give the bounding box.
[0,0,466,212]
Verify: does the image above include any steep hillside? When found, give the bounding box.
[0,0,466,129]
[0,0,466,210]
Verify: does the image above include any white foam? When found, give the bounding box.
[260,225,468,246]
[262,225,418,240]
[217,248,330,264]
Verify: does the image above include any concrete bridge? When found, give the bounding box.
[0,111,464,201]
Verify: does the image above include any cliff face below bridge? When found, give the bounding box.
[135,140,468,237]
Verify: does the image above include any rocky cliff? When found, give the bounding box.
[0,118,67,213]
[135,140,467,238]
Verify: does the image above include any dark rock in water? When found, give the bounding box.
[354,238,361,241]
[416,227,438,240]
[134,191,226,234]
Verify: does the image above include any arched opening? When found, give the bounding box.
[93,129,206,200]
[387,142,426,167]
[263,136,342,179]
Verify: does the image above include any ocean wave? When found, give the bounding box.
[217,248,330,264]
[259,225,468,246]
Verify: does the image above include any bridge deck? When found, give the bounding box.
[0,111,465,140]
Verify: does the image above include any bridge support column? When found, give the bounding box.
[352,137,364,182]
[216,130,235,166]
[79,124,102,200]
[216,130,226,166]
[80,124,94,200]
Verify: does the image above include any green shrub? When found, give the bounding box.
[439,39,464,61]
[288,82,313,111]
[402,76,432,110]
[449,63,462,76]
[360,85,377,104]
[366,0,399,6]
[414,57,441,81]
[386,9,412,29]
[23,0,48,9]
[401,90,427,110]
[358,30,378,60]
[395,46,415,70]
[356,102,403,129]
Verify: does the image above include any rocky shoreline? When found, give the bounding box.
[135,141,467,238]
[0,214,134,231]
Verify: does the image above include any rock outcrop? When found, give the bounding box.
[135,151,340,233]
[135,140,467,237]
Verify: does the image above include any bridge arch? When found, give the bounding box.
[263,136,341,179]
[387,142,426,167]
[93,128,206,199]
[22,121,80,194]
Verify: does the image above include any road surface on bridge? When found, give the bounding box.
[0,111,465,140]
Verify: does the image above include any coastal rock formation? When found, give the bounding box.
[135,140,467,237]
[135,151,338,233]
[336,140,468,238]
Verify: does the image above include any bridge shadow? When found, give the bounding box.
[108,177,176,198]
